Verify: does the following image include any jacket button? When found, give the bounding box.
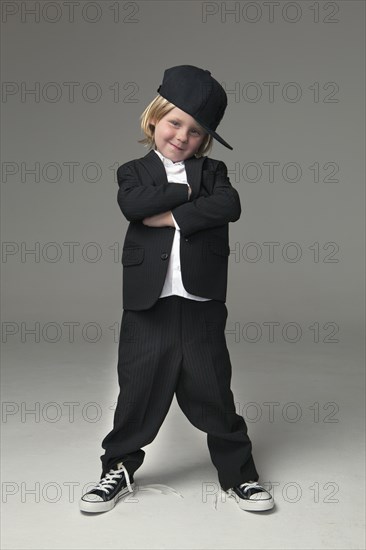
[184,238,189,242]
[161,253,168,260]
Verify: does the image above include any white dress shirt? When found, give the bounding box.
[153,148,211,301]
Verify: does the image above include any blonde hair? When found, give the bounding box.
[138,95,213,158]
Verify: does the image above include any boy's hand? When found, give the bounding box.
[142,211,175,227]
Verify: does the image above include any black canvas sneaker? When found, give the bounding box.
[225,481,274,512]
[79,461,135,513]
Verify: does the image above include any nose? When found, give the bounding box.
[176,129,188,143]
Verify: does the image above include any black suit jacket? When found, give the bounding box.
[117,149,241,310]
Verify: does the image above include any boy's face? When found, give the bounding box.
[151,107,207,162]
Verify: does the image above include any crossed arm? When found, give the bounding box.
[116,161,241,237]
[140,186,192,229]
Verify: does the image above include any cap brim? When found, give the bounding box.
[194,119,233,150]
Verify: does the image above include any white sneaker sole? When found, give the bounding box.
[225,488,274,512]
[79,482,135,513]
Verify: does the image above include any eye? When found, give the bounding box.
[170,120,179,126]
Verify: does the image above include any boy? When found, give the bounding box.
[80,65,274,513]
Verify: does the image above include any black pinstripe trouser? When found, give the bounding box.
[100,295,259,490]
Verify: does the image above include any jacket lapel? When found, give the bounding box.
[138,149,205,199]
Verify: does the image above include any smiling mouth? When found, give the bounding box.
[170,143,184,150]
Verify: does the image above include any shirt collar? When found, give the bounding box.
[153,148,185,166]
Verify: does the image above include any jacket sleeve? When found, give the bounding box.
[117,163,189,222]
[170,161,241,237]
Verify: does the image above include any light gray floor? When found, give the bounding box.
[1,338,365,550]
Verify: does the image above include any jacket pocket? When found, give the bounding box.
[122,246,144,266]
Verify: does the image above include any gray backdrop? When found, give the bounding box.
[1,1,365,549]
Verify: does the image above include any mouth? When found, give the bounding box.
[170,143,184,151]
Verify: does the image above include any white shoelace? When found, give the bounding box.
[239,481,264,492]
[92,463,133,494]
